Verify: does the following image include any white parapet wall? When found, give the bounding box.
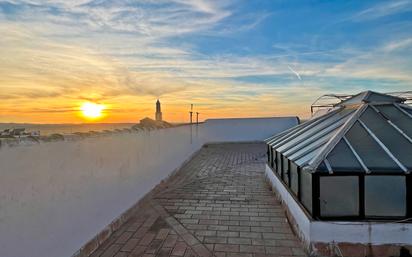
[264,164,311,245]
[265,164,412,256]
[0,117,297,257]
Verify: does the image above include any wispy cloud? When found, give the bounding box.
[351,0,412,21]
[0,1,412,122]
[383,37,412,52]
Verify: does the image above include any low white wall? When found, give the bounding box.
[265,164,412,250]
[203,117,298,142]
[311,220,412,245]
[0,117,297,257]
[265,165,311,244]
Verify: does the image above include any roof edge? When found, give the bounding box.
[337,91,405,107]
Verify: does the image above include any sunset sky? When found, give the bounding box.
[1,0,412,123]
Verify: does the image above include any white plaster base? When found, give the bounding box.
[265,164,412,256]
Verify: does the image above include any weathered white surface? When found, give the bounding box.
[0,117,297,257]
[311,221,412,245]
[265,164,412,249]
[265,165,311,244]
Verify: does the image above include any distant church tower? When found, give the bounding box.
[155,99,162,121]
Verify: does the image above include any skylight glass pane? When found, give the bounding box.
[360,107,412,170]
[316,161,328,172]
[376,105,412,139]
[282,156,289,185]
[267,145,272,164]
[290,162,299,195]
[300,170,312,214]
[365,176,406,217]
[276,151,282,175]
[346,121,401,172]
[320,176,359,217]
[327,139,362,172]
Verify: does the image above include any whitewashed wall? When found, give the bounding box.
[0,117,297,257]
[265,164,412,255]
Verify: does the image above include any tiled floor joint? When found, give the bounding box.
[91,143,307,257]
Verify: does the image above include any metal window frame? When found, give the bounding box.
[363,175,408,219]
[324,159,333,174]
[343,136,370,173]
[277,151,282,176]
[268,157,314,217]
[266,149,410,221]
[265,98,412,221]
[312,173,320,218]
[297,165,302,201]
[298,163,313,215]
[407,174,412,217]
[281,155,288,185]
[289,161,299,197]
[317,174,360,219]
[312,172,410,221]
[288,159,291,188]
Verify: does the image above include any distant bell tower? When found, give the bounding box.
[155,99,162,121]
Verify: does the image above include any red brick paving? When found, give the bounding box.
[91,143,307,257]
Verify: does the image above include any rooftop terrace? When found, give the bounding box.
[87,143,306,257]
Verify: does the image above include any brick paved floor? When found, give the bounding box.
[91,143,307,257]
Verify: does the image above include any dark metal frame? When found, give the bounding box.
[310,91,412,116]
[269,150,313,218]
[315,173,409,221]
[268,149,412,221]
[310,94,353,116]
[267,145,272,167]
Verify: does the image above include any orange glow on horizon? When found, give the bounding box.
[0,96,312,124]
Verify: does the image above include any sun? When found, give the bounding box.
[80,102,105,120]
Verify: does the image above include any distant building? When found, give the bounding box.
[139,117,158,127]
[135,117,172,130]
[155,99,162,121]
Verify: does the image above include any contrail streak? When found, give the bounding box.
[288,65,302,80]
